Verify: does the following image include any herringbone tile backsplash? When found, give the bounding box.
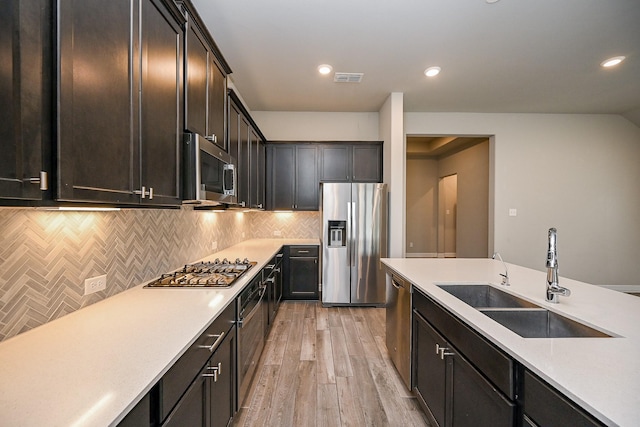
[0,208,320,342]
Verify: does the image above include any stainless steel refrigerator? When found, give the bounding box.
[321,183,388,306]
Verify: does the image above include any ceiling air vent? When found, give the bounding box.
[333,72,364,83]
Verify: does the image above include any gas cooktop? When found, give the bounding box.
[144,258,256,288]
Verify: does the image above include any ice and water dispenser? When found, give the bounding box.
[327,220,346,247]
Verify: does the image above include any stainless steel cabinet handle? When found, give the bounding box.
[436,343,454,359]
[24,171,48,190]
[148,187,153,200]
[297,250,310,254]
[134,186,146,198]
[203,365,219,381]
[198,331,225,353]
[265,277,275,284]
[265,264,276,270]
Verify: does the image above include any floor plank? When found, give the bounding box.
[234,301,429,427]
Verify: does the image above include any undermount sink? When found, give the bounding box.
[480,309,612,338]
[437,284,540,308]
[437,283,612,338]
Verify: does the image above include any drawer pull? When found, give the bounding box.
[199,331,225,353]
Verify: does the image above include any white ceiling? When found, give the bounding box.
[192,0,640,118]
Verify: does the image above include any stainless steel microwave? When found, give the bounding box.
[183,133,237,205]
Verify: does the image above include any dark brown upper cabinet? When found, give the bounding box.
[180,1,231,151]
[57,0,184,206]
[0,0,52,202]
[228,90,266,210]
[266,143,318,211]
[319,142,383,183]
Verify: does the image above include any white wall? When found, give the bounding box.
[251,111,379,141]
[405,113,640,287]
[379,93,405,257]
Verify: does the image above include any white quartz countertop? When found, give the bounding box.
[0,238,318,427]
[381,258,640,427]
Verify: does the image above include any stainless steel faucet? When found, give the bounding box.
[492,252,510,286]
[545,228,571,303]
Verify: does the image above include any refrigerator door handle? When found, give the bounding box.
[346,202,351,267]
[351,201,356,267]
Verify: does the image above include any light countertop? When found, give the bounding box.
[0,238,318,427]
[382,258,640,427]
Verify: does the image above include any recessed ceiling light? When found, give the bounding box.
[424,66,441,77]
[318,64,333,75]
[601,56,626,68]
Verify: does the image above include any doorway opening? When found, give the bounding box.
[405,135,490,258]
[438,174,458,258]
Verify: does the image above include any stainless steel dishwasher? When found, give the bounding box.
[386,273,412,390]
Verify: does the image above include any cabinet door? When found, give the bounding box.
[58,0,139,204]
[256,135,266,209]
[294,145,318,210]
[413,311,448,427]
[248,128,259,208]
[288,257,319,299]
[227,99,243,205]
[184,20,208,136]
[319,145,350,182]
[249,129,266,209]
[139,0,182,206]
[163,374,206,427]
[352,144,382,182]
[451,349,515,427]
[268,145,295,210]
[238,115,251,208]
[207,56,226,150]
[209,328,235,427]
[0,0,49,201]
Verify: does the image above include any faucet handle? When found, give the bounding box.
[499,273,510,286]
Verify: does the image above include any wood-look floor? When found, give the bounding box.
[233,301,430,427]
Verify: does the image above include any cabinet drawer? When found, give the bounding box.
[289,246,318,257]
[159,302,235,421]
[413,289,516,400]
[524,370,604,427]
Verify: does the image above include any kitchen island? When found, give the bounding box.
[382,258,640,427]
[0,238,317,427]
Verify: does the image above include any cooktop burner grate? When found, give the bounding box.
[144,258,256,288]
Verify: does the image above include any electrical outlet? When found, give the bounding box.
[211,241,218,251]
[409,242,414,248]
[273,230,282,237]
[242,232,245,238]
[84,274,107,295]
[509,208,517,217]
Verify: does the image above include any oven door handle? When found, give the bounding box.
[238,285,267,328]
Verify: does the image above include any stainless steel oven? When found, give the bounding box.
[183,133,237,206]
[237,273,266,406]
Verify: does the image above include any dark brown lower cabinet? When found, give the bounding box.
[412,289,516,427]
[523,370,605,427]
[284,246,319,300]
[162,327,235,427]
